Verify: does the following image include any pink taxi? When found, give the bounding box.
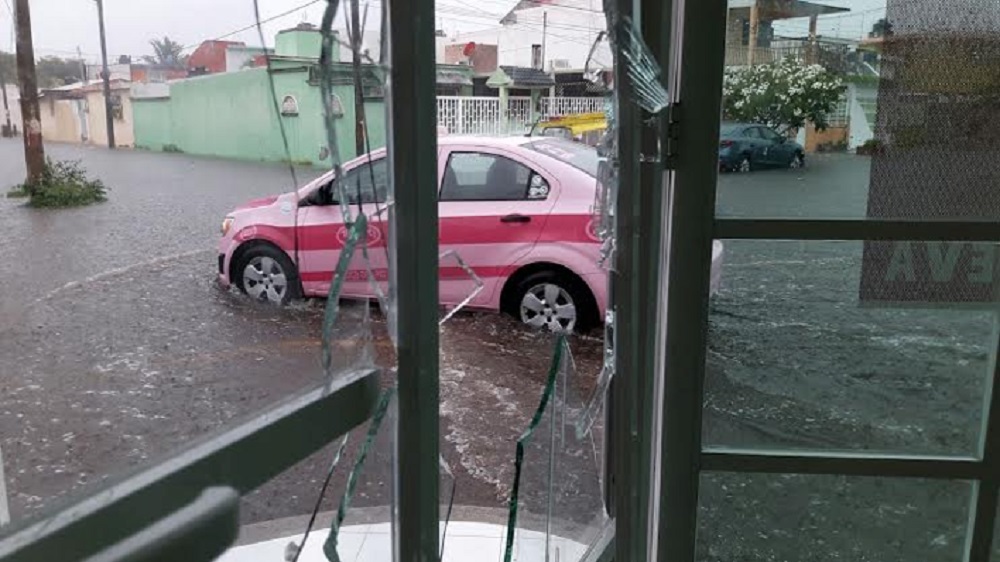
[218,136,723,332]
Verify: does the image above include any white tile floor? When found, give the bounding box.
[216,521,587,562]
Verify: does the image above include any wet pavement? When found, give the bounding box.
[0,142,992,560]
[0,140,605,532]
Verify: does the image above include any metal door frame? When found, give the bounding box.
[653,0,1000,560]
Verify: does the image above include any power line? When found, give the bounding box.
[181,0,325,51]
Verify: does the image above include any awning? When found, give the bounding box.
[727,0,849,20]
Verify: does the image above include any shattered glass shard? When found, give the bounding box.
[285,433,351,562]
[618,17,669,114]
[440,454,458,558]
[321,215,373,379]
[574,310,615,439]
[503,335,608,561]
[438,250,485,325]
[322,387,397,562]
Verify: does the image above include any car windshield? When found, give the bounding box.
[525,138,600,178]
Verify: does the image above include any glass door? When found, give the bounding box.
[656,0,1000,560]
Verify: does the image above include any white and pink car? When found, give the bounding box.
[218,136,723,332]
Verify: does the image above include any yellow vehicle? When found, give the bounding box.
[530,112,608,146]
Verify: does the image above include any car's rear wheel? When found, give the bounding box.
[737,155,752,173]
[789,151,805,169]
[512,270,597,333]
[235,245,300,305]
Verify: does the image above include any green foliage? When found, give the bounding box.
[869,18,893,38]
[162,143,184,153]
[145,37,186,66]
[17,159,108,208]
[0,51,84,88]
[722,57,845,133]
[6,185,29,198]
[35,56,85,87]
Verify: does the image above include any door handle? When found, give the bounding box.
[500,214,531,224]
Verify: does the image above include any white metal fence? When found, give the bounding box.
[436,96,607,136]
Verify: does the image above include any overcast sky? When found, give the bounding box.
[3,0,887,64]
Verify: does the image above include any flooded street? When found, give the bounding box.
[0,141,991,560]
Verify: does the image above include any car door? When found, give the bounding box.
[297,157,390,298]
[741,126,767,166]
[437,146,558,308]
[758,126,792,166]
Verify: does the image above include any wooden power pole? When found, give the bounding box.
[13,0,44,186]
[95,0,115,149]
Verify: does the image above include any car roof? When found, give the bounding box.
[437,135,536,147]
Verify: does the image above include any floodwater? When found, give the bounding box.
[0,141,991,560]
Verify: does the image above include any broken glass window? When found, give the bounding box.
[503,336,609,562]
[438,250,485,325]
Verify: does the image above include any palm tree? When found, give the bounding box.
[144,36,185,65]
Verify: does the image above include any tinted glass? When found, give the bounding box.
[526,138,600,178]
[342,158,388,204]
[440,152,533,201]
[759,127,782,142]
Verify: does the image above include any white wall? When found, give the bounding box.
[441,2,611,71]
[0,84,20,130]
[86,63,130,81]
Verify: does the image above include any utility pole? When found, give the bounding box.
[349,0,365,157]
[77,46,87,82]
[541,11,547,72]
[95,0,115,148]
[13,0,44,186]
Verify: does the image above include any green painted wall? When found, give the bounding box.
[132,65,386,166]
[132,99,173,151]
[275,29,326,58]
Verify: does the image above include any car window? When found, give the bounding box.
[526,138,600,177]
[440,152,544,201]
[341,158,388,204]
[759,127,782,142]
[742,127,761,139]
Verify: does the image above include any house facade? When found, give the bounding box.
[132,26,472,165]
[39,79,135,147]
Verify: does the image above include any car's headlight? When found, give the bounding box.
[221,216,235,236]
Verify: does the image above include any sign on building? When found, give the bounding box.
[859,0,1000,306]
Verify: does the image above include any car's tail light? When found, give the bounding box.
[720,140,734,148]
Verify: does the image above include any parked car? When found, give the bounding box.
[218,136,724,332]
[719,122,805,172]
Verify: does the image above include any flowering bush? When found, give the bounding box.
[722,57,845,132]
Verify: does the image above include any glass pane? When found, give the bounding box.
[1,0,391,537]
[502,336,609,562]
[715,0,1000,222]
[698,473,972,562]
[704,239,995,455]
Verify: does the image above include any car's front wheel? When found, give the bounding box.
[513,271,596,333]
[235,245,300,305]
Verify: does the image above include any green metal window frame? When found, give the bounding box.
[0,372,379,561]
[0,0,680,559]
[653,0,1000,559]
